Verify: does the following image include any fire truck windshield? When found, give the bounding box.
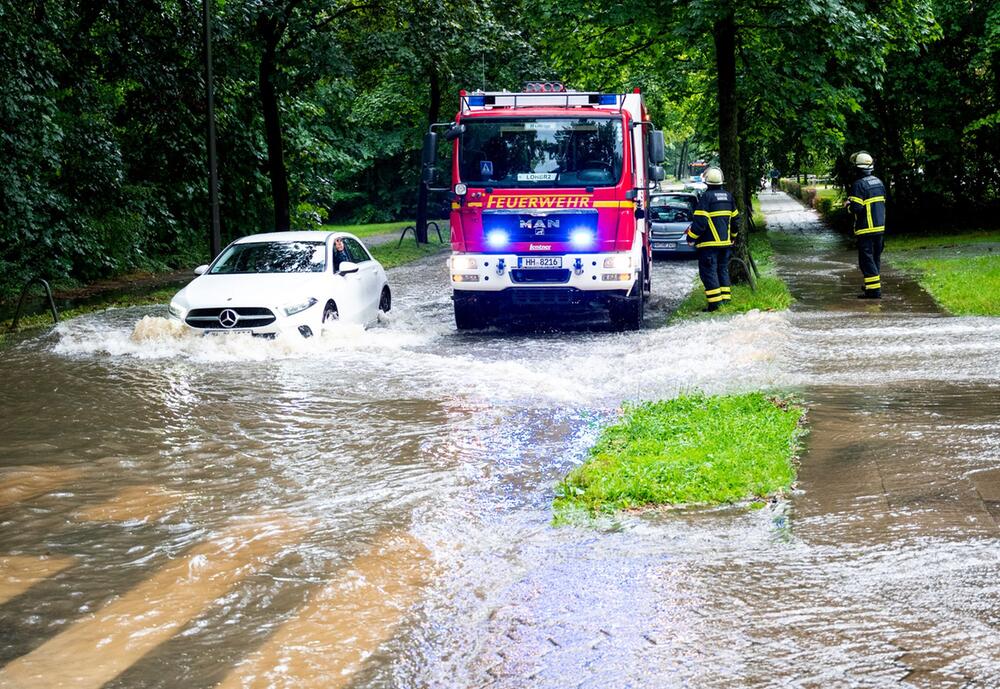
[458,117,623,188]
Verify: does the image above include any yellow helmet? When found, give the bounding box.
[704,167,724,184]
[852,151,874,169]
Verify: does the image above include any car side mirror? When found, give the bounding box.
[194,264,209,275]
[338,261,359,275]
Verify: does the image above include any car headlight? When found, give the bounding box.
[168,301,186,320]
[603,255,632,270]
[283,297,318,316]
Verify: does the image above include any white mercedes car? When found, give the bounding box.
[168,231,391,337]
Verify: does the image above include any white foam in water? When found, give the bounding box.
[50,304,793,407]
[53,311,434,363]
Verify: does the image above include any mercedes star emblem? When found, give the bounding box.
[219,309,239,328]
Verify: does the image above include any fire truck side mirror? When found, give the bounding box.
[443,123,466,142]
[422,166,438,184]
[648,165,665,183]
[421,132,439,165]
[648,130,666,164]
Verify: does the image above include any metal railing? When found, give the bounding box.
[397,221,444,247]
[8,278,59,332]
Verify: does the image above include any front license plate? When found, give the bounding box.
[205,329,253,336]
[653,242,677,250]
[518,256,563,269]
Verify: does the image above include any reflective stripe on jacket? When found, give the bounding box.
[848,174,886,235]
[687,188,739,248]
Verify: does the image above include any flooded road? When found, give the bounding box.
[2,194,999,687]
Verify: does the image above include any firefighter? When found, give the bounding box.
[687,166,739,311]
[847,151,887,299]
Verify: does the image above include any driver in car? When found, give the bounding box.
[333,237,350,270]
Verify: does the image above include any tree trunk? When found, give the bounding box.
[259,20,291,231]
[713,12,749,280]
[428,64,441,128]
[414,66,442,244]
[677,138,689,180]
[737,106,756,233]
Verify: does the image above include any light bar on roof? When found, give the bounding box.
[463,91,624,110]
[524,81,565,93]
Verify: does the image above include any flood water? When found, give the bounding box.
[1,193,999,688]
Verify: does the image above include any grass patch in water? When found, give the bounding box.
[670,233,793,321]
[553,392,805,521]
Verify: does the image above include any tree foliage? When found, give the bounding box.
[1,0,996,297]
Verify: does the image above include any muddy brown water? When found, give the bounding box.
[1,193,998,688]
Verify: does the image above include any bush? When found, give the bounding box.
[780,179,803,199]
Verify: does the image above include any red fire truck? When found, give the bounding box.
[438,83,666,330]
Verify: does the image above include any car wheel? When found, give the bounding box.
[379,287,391,313]
[322,301,339,323]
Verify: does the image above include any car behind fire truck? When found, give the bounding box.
[439,83,666,330]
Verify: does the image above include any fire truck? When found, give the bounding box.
[432,82,666,330]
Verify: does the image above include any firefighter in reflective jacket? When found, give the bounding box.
[687,167,739,312]
[847,151,886,299]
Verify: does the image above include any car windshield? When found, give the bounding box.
[651,194,695,209]
[459,117,624,188]
[209,241,326,274]
[651,202,692,223]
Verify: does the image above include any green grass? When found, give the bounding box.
[670,233,793,320]
[369,237,449,269]
[553,392,806,520]
[751,195,766,229]
[895,254,1000,316]
[321,220,451,238]
[813,187,841,202]
[888,229,1000,316]
[887,229,1000,252]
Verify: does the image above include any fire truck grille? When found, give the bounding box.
[508,288,582,306]
[510,269,572,284]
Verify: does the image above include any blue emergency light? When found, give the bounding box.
[467,95,485,106]
[599,94,617,105]
[486,230,509,248]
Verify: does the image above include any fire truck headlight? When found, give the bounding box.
[451,256,477,270]
[603,255,632,270]
[454,183,468,196]
[570,229,594,249]
[487,230,509,248]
